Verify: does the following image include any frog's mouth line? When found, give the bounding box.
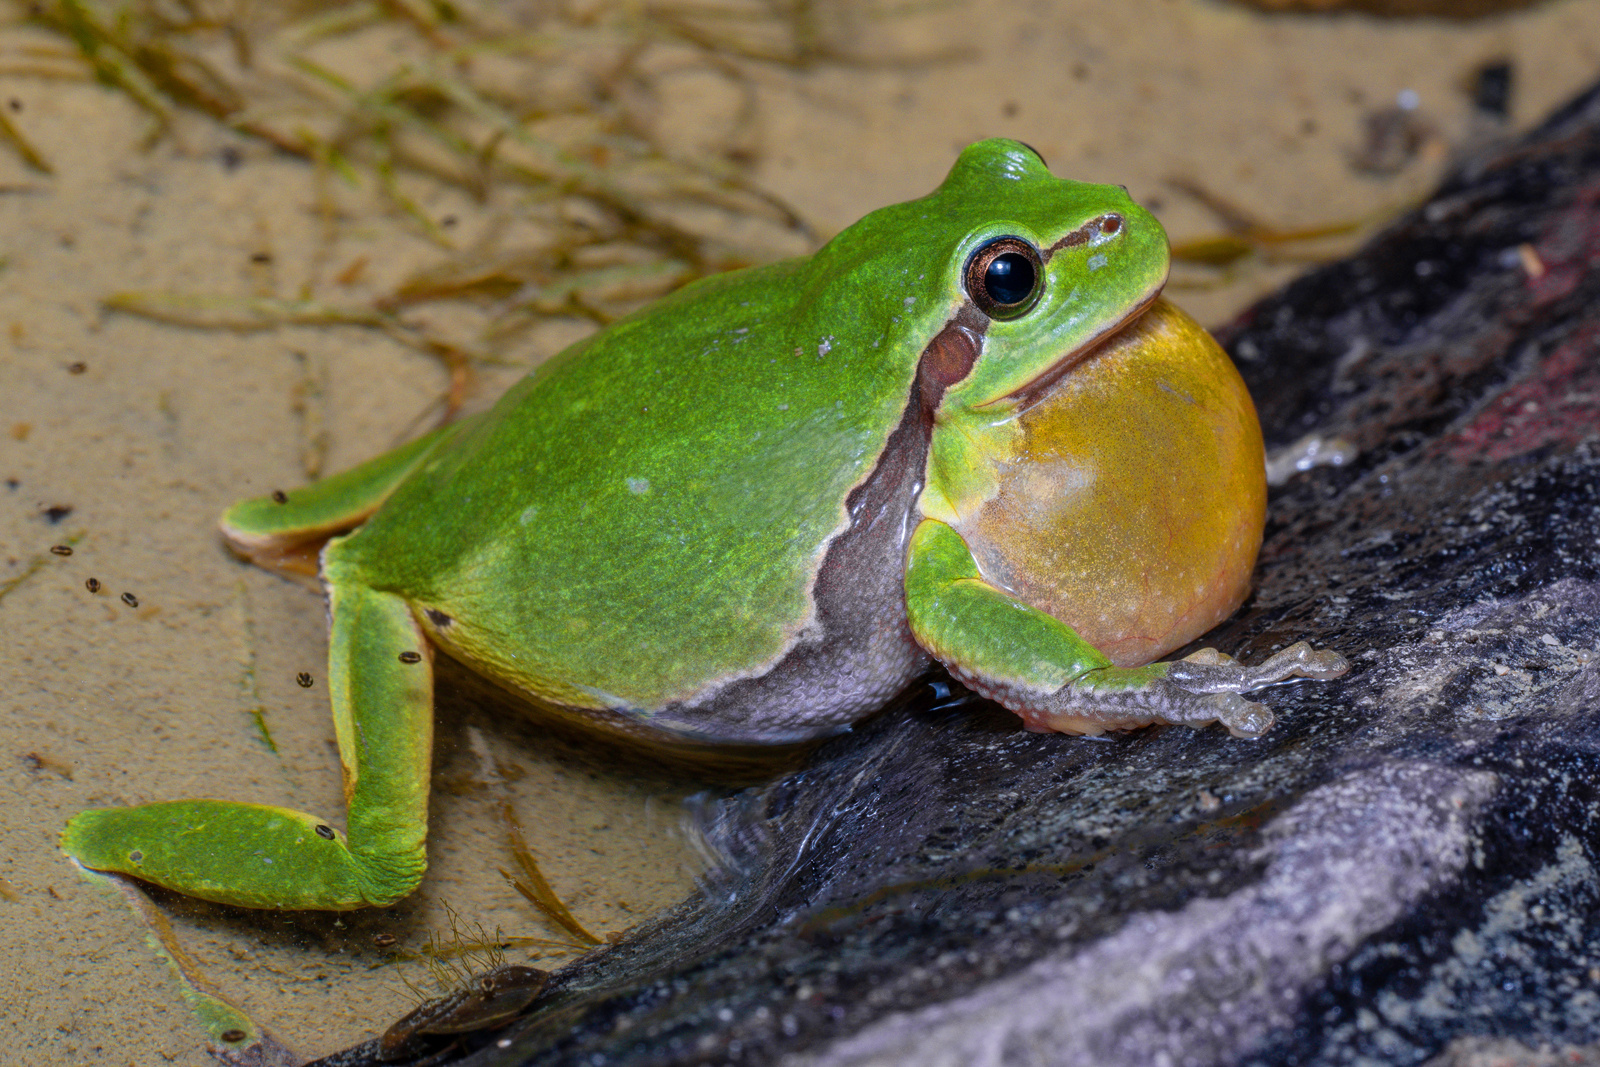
[995,285,1164,412]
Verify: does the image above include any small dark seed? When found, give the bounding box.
[85,577,100,593]
[398,650,422,664]
[66,361,86,375]
[314,824,335,840]
[271,489,288,504]
[249,251,272,264]
[120,592,138,607]
[49,544,71,556]
[296,672,313,688]
[220,1029,247,1043]
[373,933,398,949]
[44,505,72,523]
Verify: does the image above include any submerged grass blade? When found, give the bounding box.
[105,291,394,330]
[20,0,925,437]
[0,106,50,172]
[499,801,602,947]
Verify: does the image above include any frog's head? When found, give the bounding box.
[914,138,1170,415]
[855,139,1175,527]
[899,143,1264,667]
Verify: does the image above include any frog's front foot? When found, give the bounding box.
[1025,641,1349,740]
[1166,641,1350,694]
[1163,641,1349,738]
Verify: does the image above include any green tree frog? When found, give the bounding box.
[63,139,1347,912]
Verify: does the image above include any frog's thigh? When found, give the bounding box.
[62,562,434,910]
[903,518,1264,737]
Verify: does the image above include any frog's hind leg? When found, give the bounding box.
[62,563,436,910]
[221,417,472,578]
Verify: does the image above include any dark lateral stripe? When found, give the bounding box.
[916,302,989,411]
[1043,213,1123,261]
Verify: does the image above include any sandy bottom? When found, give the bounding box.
[4,0,1600,1062]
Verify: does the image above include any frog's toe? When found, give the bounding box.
[1177,647,1238,669]
[1168,640,1349,695]
[1278,642,1352,680]
[1210,692,1275,739]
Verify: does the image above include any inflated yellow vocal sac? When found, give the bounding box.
[949,297,1267,669]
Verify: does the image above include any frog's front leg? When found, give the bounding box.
[61,549,434,910]
[903,519,1347,739]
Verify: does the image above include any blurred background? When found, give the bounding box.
[4,0,1600,1061]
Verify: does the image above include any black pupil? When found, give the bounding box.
[985,252,1035,305]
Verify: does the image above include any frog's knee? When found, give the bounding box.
[354,851,428,908]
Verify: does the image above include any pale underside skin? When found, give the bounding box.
[60,140,1348,920]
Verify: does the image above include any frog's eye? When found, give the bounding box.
[965,236,1044,320]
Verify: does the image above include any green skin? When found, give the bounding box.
[62,140,1346,911]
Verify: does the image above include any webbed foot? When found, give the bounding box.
[1166,641,1351,692]
[1024,641,1350,740]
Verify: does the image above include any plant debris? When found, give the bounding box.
[17,0,935,420]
